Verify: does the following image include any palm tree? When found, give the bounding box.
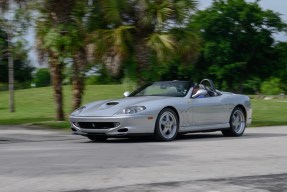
[0,0,30,112]
[0,1,15,113]
[36,0,75,120]
[90,0,199,85]
[68,1,91,111]
[55,0,200,112]
[35,0,200,116]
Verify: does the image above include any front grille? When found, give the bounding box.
[76,122,118,129]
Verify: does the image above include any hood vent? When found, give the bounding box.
[106,102,119,106]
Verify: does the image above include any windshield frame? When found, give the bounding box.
[128,81,194,97]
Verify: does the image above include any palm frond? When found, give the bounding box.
[137,0,173,29]
[92,25,133,58]
[171,28,201,63]
[137,0,197,30]
[91,25,133,76]
[146,33,176,61]
[100,0,127,25]
[172,0,198,21]
[155,1,173,29]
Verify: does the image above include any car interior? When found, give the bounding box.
[194,79,221,98]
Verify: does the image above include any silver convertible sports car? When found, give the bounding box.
[70,79,252,141]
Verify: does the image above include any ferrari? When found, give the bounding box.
[70,79,252,141]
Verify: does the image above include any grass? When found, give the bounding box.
[0,85,126,129]
[250,98,287,127]
[0,85,286,129]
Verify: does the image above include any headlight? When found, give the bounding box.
[71,106,86,116]
[118,106,146,115]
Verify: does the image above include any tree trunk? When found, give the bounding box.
[38,0,75,120]
[134,38,150,86]
[49,53,64,121]
[7,32,15,113]
[71,50,86,111]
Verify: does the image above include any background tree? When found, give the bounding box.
[1,23,33,88]
[36,1,97,112]
[273,42,287,93]
[189,0,287,92]
[0,0,31,112]
[68,1,92,110]
[89,0,200,86]
[36,0,75,120]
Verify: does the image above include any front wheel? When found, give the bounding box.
[154,108,179,141]
[222,107,246,137]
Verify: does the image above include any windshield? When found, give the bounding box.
[129,81,193,97]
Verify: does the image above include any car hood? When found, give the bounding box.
[75,96,169,117]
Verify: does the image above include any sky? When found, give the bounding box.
[197,0,287,41]
[27,0,287,67]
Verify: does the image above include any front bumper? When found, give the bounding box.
[70,114,156,137]
[246,108,252,127]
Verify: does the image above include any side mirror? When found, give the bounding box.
[123,91,130,97]
[192,89,207,98]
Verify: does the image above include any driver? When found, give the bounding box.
[192,84,205,98]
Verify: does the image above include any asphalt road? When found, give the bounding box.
[0,125,287,192]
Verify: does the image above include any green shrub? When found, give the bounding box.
[0,81,31,91]
[243,77,261,94]
[33,68,51,87]
[260,77,283,95]
[15,81,31,89]
[85,75,118,85]
[0,83,8,91]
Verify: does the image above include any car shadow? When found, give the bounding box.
[81,131,287,144]
[177,133,224,140]
[82,133,226,143]
[176,132,287,142]
[85,136,156,143]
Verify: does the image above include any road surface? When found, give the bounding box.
[0,125,287,192]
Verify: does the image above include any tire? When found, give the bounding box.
[87,135,107,141]
[222,107,246,137]
[154,108,179,141]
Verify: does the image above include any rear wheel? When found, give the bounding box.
[87,135,107,141]
[222,107,246,137]
[154,108,179,141]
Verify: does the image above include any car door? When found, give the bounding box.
[189,95,228,126]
